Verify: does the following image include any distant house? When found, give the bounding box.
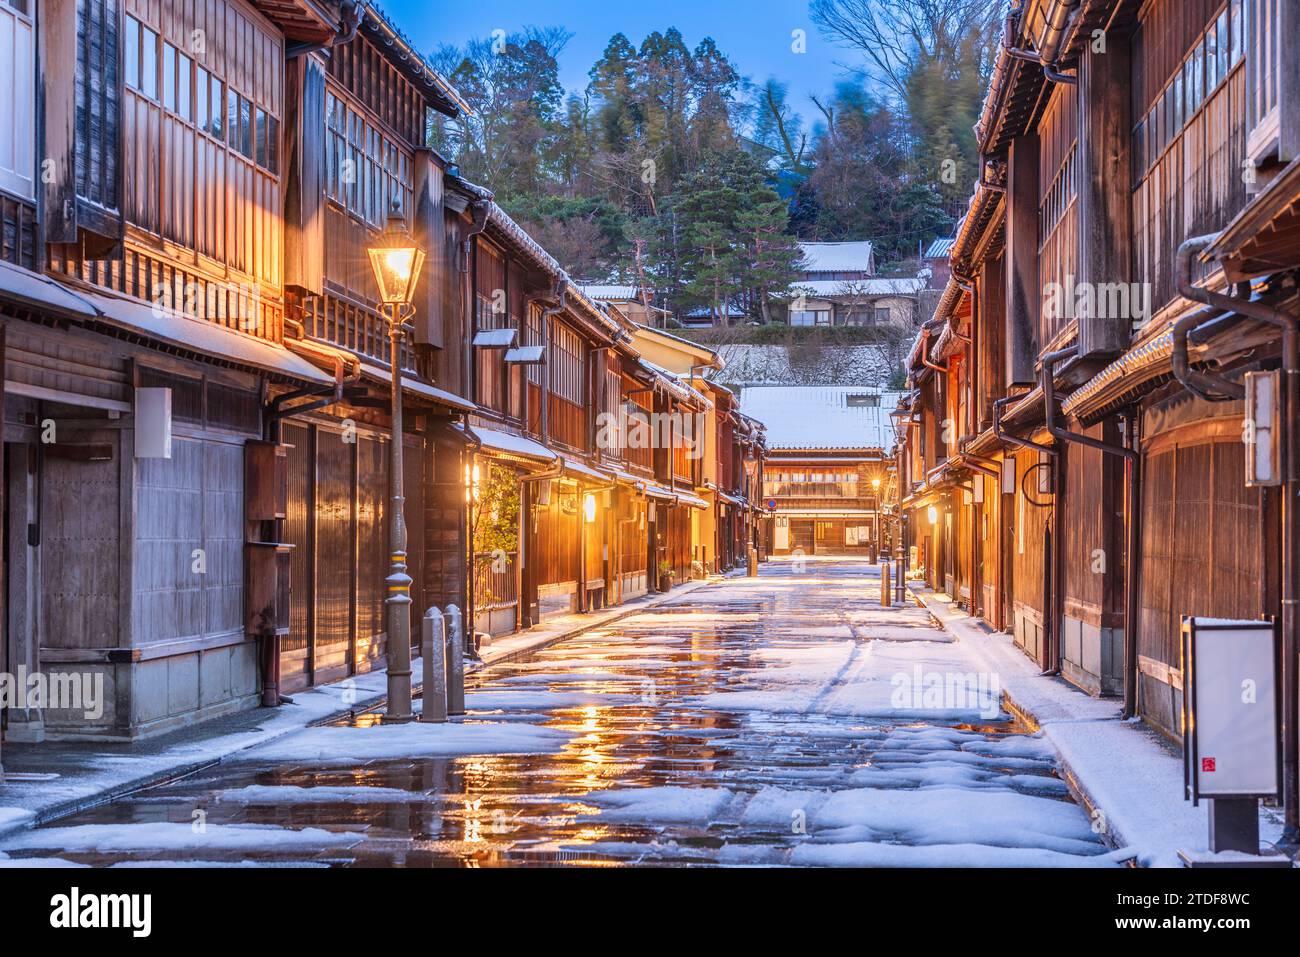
[922,238,955,290]
[683,303,748,328]
[798,241,878,280]
[788,242,922,330]
[741,386,902,557]
[578,284,670,328]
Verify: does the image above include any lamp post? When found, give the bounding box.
[368,200,426,724]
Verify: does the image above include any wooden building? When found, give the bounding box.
[897,0,1300,840]
[0,0,769,782]
[742,387,898,557]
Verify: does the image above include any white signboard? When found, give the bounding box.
[1181,617,1279,803]
[845,527,859,546]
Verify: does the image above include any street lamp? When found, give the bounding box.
[368,200,426,723]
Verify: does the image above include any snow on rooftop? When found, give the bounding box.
[739,386,904,450]
[579,284,640,301]
[790,278,924,298]
[798,241,875,274]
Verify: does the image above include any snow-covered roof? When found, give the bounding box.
[579,284,640,301]
[463,425,556,463]
[790,278,924,299]
[798,241,875,275]
[685,304,747,318]
[739,386,904,451]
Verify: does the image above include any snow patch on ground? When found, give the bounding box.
[580,786,738,824]
[6,822,364,853]
[240,721,573,766]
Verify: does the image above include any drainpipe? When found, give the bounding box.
[1172,305,1247,401]
[1003,5,1078,84]
[1042,345,1141,709]
[286,0,363,59]
[993,395,1056,456]
[921,326,948,374]
[1122,411,1142,720]
[1176,233,1300,841]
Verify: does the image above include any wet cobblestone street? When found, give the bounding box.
[0,559,1114,867]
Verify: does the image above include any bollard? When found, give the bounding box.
[896,555,907,604]
[421,607,448,723]
[747,546,758,577]
[446,604,466,717]
[881,562,892,607]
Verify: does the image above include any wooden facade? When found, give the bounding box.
[898,0,1300,835]
[0,0,768,778]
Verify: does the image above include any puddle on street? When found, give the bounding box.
[2,561,1107,867]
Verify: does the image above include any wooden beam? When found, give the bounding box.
[283,53,327,297]
[1076,34,1134,358]
[1005,133,1039,385]
[40,0,79,244]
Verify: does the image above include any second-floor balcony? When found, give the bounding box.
[764,481,865,501]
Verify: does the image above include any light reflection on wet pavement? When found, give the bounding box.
[2,559,1111,867]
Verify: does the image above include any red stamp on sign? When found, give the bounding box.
[1202,757,1216,772]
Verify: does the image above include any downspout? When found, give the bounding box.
[921,327,949,374]
[462,421,483,646]
[1003,5,1078,85]
[1176,233,1300,841]
[1172,305,1247,401]
[1172,240,1250,401]
[1042,344,1140,702]
[993,395,1056,456]
[285,0,362,59]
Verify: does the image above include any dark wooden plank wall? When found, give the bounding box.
[1138,422,1265,669]
[1062,424,1110,616]
[0,195,37,269]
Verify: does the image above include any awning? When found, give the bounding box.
[0,259,99,320]
[714,489,745,507]
[504,345,546,365]
[473,328,517,348]
[674,490,709,509]
[1062,310,1276,425]
[561,457,613,482]
[465,425,557,465]
[0,266,337,387]
[642,481,678,501]
[608,467,652,492]
[358,362,477,413]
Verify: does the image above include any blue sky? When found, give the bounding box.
[383,0,856,130]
